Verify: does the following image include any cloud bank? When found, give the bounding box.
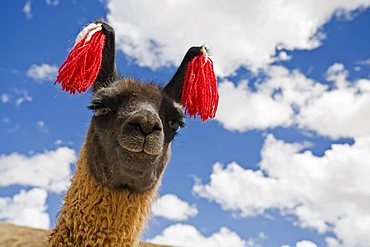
[148,224,248,247]
[0,147,77,193]
[0,188,49,229]
[107,0,370,76]
[194,135,370,247]
[215,64,370,138]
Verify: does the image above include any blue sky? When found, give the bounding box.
[1,1,370,247]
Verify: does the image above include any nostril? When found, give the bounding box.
[153,123,162,132]
[127,121,147,135]
[128,122,142,129]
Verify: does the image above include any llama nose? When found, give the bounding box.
[126,111,162,136]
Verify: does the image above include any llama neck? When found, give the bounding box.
[49,146,157,246]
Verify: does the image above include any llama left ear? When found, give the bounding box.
[55,20,118,94]
[164,45,219,121]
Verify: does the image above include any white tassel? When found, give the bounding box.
[75,23,102,44]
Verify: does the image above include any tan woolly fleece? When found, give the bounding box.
[48,145,158,246]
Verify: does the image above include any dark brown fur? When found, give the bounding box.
[86,78,184,193]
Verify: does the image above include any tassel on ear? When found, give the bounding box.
[181,45,219,121]
[55,23,106,94]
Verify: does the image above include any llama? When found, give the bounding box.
[45,21,216,246]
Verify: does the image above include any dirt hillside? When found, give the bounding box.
[0,221,169,247]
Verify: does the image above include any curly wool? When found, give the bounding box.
[48,145,158,246]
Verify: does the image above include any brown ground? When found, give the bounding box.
[0,221,168,247]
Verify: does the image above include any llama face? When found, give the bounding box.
[76,21,203,193]
[85,78,184,193]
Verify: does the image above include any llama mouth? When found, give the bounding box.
[118,140,162,156]
[120,145,157,156]
[112,139,163,193]
[118,131,164,156]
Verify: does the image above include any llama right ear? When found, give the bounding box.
[163,46,203,102]
[55,21,118,94]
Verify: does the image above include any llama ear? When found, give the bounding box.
[164,45,219,121]
[92,21,118,92]
[163,46,203,102]
[54,20,118,94]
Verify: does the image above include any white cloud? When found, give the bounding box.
[36,120,48,134]
[0,89,32,107]
[152,194,198,221]
[22,1,58,20]
[0,147,77,193]
[46,0,59,6]
[215,79,292,131]
[54,139,63,146]
[194,134,370,247]
[215,66,326,132]
[37,121,45,128]
[297,64,370,138]
[14,88,32,106]
[276,51,292,62]
[298,87,370,138]
[1,94,10,103]
[0,188,50,229]
[357,58,370,65]
[107,0,370,76]
[296,240,318,247]
[325,63,349,89]
[1,117,10,124]
[148,224,249,247]
[27,64,58,82]
[54,139,74,147]
[194,161,297,218]
[215,64,370,138]
[23,1,32,20]
[354,66,361,71]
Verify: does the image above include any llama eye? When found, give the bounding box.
[169,120,180,132]
[94,108,111,117]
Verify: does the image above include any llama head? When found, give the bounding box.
[82,22,204,193]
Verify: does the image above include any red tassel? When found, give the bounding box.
[55,26,105,94]
[181,50,219,121]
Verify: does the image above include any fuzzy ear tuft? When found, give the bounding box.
[164,45,219,121]
[54,20,118,94]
